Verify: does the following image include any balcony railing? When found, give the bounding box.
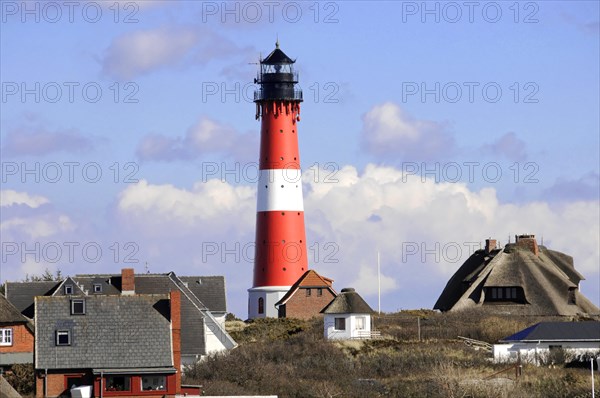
[254,89,303,102]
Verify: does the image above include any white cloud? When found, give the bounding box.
[2,127,93,156]
[361,102,455,160]
[113,164,600,315]
[136,117,258,162]
[481,131,528,162]
[102,26,198,79]
[350,264,397,296]
[0,190,49,208]
[101,26,255,80]
[1,215,74,240]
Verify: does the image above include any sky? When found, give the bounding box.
[1,0,599,317]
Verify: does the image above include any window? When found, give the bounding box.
[306,288,311,297]
[485,287,525,303]
[141,375,166,391]
[0,328,13,346]
[258,297,264,314]
[65,375,84,389]
[317,288,323,296]
[334,317,346,331]
[355,317,366,330]
[568,288,577,305]
[105,376,131,392]
[71,299,85,315]
[93,284,102,293]
[64,285,73,295]
[56,330,71,346]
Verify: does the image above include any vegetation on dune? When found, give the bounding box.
[185,312,599,398]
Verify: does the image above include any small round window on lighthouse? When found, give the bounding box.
[280,156,284,160]
[279,129,283,133]
[281,212,285,216]
[281,185,284,188]
[283,267,287,271]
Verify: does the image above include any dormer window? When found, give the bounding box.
[93,284,102,293]
[71,299,85,315]
[64,285,73,295]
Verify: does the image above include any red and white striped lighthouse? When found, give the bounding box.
[248,42,307,319]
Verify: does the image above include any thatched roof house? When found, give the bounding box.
[434,235,599,316]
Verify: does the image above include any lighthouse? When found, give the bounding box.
[248,42,307,319]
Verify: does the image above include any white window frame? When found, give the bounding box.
[71,299,85,315]
[355,316,366,330]
[93,284,102,293]
[0,328,13,346]
[64,284,74,295]
[334,317,346,331]
[56,330,71,346]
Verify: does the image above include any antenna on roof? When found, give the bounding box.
[144,262,150,274]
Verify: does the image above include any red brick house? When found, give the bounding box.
[275,270,337,319]
[0,294,34,369]
[34,291,182,398]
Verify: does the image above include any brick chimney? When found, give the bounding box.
[515,234,539,256]
[485,239,497,254]
[170,290,182,395]
[121,268,135,295]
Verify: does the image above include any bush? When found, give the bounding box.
[4,363,35,395]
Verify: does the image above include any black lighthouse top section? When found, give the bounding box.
[254,41,303,102]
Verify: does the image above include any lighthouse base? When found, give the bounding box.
[248,286,291,319]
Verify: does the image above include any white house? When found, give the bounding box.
[493,321,600,364]
[321,288,375,340]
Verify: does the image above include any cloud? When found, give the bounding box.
[0,190,49,208]
[101,26,254,80]
[360,102,455,161]
[2,127,93,156]
[136,117,258,162]
[543,172,600,202]
[112,164,600,315]
[481,132,528,162]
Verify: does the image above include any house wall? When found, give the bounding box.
[35,370,178,398]
[283,288,336,320]
[494,342,600,364]
[0,324,33,354]
[324,314,371,340]
[248,287,289,319]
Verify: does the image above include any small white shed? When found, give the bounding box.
[321,288,375,340]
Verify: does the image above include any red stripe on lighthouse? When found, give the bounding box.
[253,100,308,289]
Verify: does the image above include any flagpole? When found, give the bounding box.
[377,251,381,315]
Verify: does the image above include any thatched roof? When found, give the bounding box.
[321,288,374,314]
[434,238,599,316]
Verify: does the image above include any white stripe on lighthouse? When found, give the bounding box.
[257,169,304,212]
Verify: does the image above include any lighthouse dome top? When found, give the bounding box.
[261,41,295,65]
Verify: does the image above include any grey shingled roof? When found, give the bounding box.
[0,294,30,324]
[35,294,173,370]
[7,271,234,356]
[434,242,600,316]
[500,321,600,342]
[179,276,227,312]
[5,281,59,318]
[321,288,374,314]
